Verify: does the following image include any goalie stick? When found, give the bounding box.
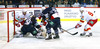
[61,27,78,35]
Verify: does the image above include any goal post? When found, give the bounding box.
[0,10,15,42]
[7,10,15,42]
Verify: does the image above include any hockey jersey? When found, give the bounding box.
[42,7,60,20]
[15,13,31,23]
[79,10,97,25]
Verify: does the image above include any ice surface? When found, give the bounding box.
[0,21,100,49]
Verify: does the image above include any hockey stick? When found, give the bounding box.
[61,27,78,35]
[66,27,75,31]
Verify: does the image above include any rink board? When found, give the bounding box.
[0,7,100,41]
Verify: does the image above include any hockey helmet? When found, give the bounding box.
[42,7,46,10]
[22,9,27,12]
[79,7,85,11]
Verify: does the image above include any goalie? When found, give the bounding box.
[20,15,46,39]
[15,9,31,36]
[75,7,98,37]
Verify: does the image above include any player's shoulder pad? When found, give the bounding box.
[42,7,52,14]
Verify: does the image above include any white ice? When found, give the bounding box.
[0,21,100,49]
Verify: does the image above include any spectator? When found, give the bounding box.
[26,0,32,5]
[55,0,58,2]
[52,0,55,5]
[73,0,80,7]
[46,0,50,4]
[36,0,40,4]
[64,0,68,5]
[43,0,46,5]
[28,0,36,5]
[54,2,58,7]
[12,0,20,7]
[57,0,63,5]
[64,0,70,7]
[81,0,87,7]
[98,0,100,7]
[2,0,5,5]
[94,0,98,5]
[49,0,53,5]
[21,0,26,5]
[8,1,12,5]
[69,0,74,7]
[5,1,8,8]
[0,1,2,5]
[88,0,94,5]
[78,0,82,4]
[39,0,44,5]
[5,1,8,5]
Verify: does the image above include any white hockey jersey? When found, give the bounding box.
[15,13,31,23]
[79,10,97,25]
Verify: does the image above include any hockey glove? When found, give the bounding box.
[36,25,42,29]
[15,24,20,27]
[75,24,82,28]
[41,20,47,26]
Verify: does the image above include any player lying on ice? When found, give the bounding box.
[75,7,98,37]
[39,5,63,40]
[15,10,46,39]
[20,15,46,39]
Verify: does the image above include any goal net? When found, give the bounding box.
[0,8,41,42]
[0,10,15,42]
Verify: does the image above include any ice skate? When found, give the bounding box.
[80,33,86,36]
[53,33,59,39]
[86,33,92,37]
[14,33,21,38]
[45,34,52,40]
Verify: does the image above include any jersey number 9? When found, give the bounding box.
[88,11,93,16]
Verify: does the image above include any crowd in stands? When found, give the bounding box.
[0,0,100,7]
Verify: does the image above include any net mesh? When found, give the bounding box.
[0,10,15,42]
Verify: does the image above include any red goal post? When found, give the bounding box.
[7,10,15,42]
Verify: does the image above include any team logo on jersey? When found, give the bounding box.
[21,18,25,20]
[90,21,94,24]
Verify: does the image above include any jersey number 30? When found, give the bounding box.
[88,11,93,16]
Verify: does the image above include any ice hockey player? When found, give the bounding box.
[38,7,47,26]
[40,5,62,40]
[75,7,98,37]
[39,7,63,33]
[15,9,31,37]
[15,9,31,27]
[21,15,40,37]
[19,15,46,39]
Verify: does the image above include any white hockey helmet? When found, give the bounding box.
[41,7,46,10]
[79,7,85,11]
[22,9,27,12]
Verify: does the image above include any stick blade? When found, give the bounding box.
[72,32,78,35]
